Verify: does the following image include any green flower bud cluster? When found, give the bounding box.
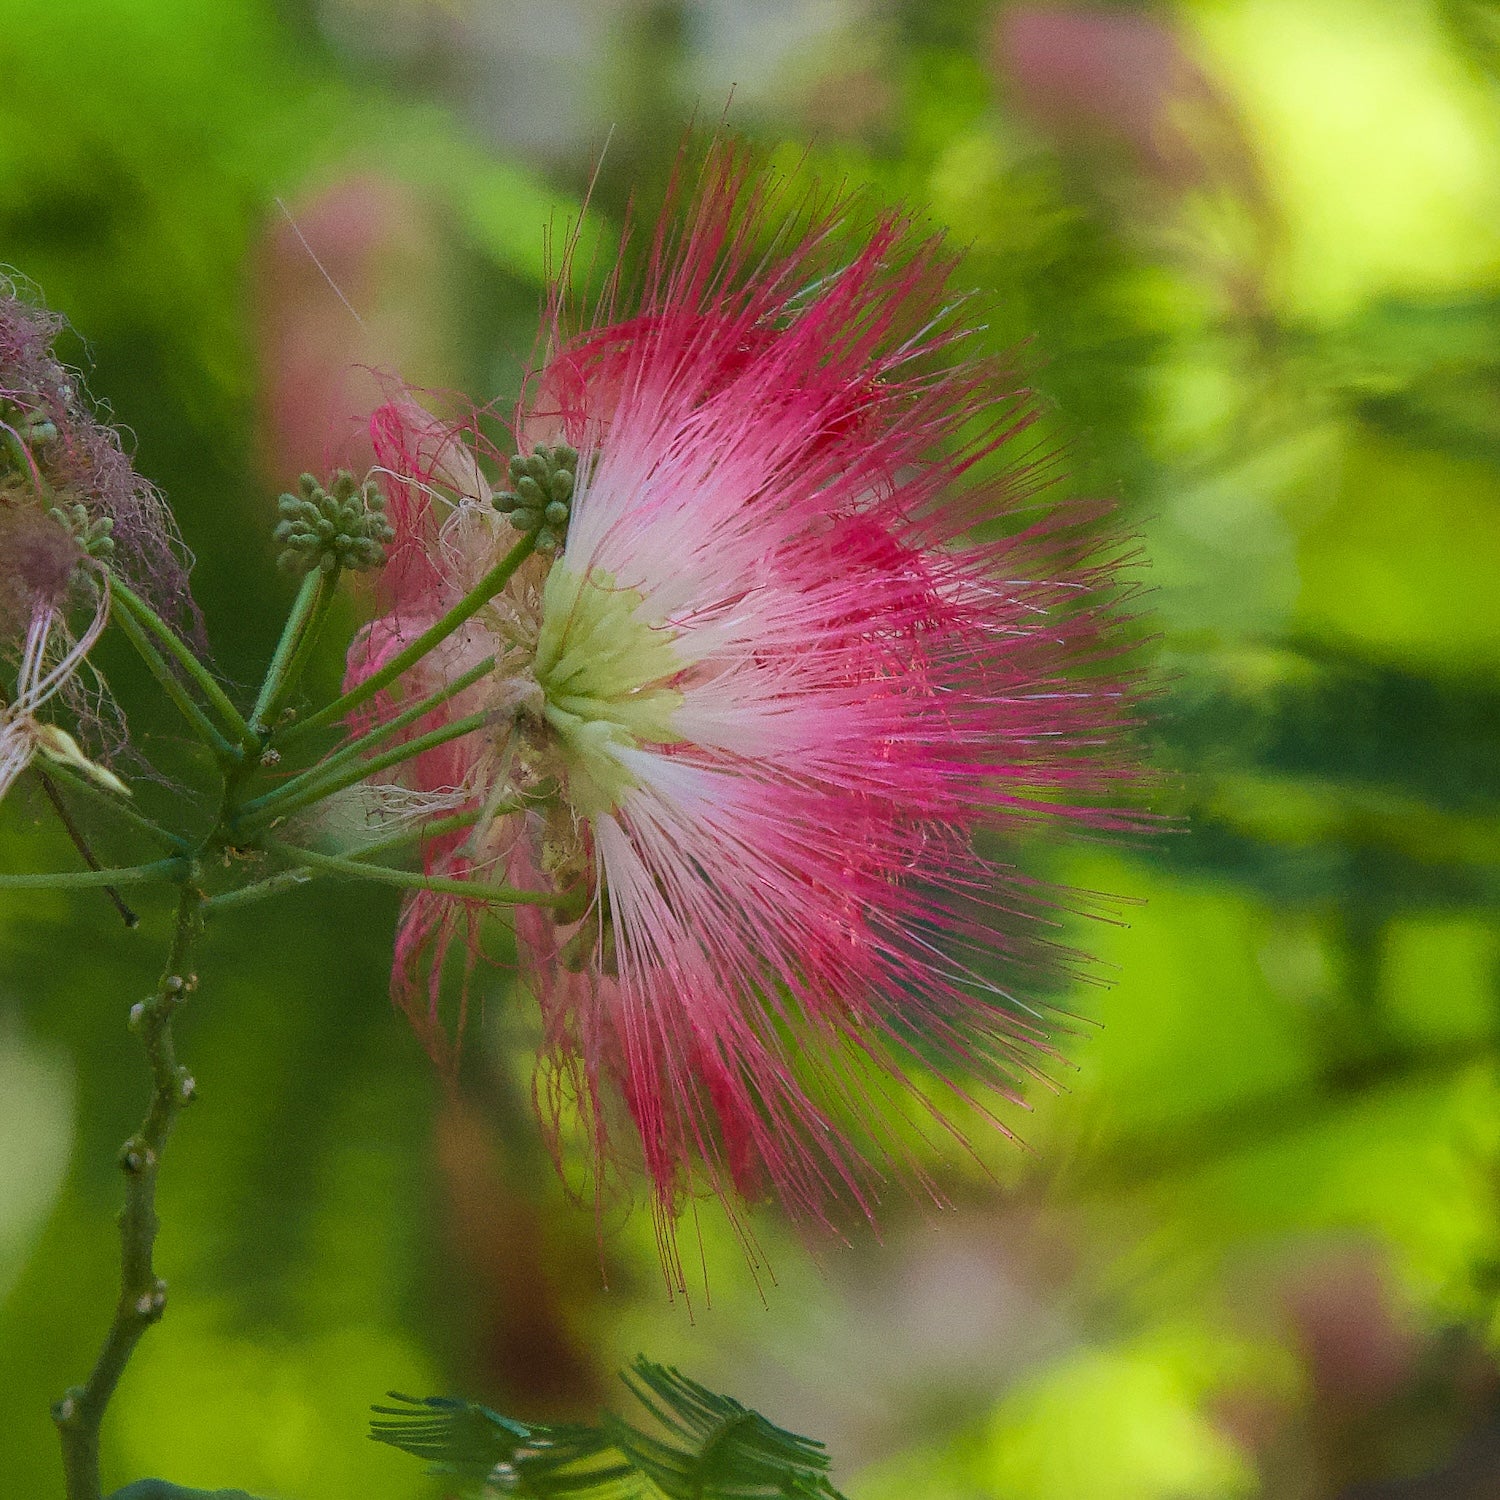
[274,471,395,576]
[495,442,578,553]
[49,501,115,561]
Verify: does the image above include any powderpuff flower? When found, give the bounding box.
[0,280,194,805]
[0,514,120,802]
[0,277,192,624]
[349,141,1144,1259]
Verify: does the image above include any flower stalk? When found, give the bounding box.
[35,769,140,926]
[109,598,240,765]
[248,567,330,736]
[110,580,251,750]
[0,857,187,890]
[264,838,563,907]
[233,708,495,836]
[240,655,496,826]
[38,761,192,854]
[274,529,536,746]
[201,812,487,914]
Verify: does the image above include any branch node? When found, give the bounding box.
[133,1281,167,1322]
[118,1138,154,1175]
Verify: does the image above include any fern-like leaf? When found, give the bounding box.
[609,1360,842,1500]
[369,1359,847,1500]
[370,1392,536,1484]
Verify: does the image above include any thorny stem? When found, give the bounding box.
[275,529,536,746]
[248,569,329,735]
[110,582,251,750]
[54,880,204,1500]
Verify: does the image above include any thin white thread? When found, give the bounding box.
[273,196,367,329]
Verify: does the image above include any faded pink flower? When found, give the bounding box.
[0,278,192,627]
[0,507,118,801]
[348,142,1144,1258]
[0,281,182,802]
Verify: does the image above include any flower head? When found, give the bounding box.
[0,281,186,802]
[350,141,1145,1258]
[0,531,121,801]
[0,278,192,623]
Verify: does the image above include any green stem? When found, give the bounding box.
[111,582,250,747]
[35,770,140,927]
[55,881,204,1500]
[111,604,239,765]
[202,811,488,914]
[34,763,191,854]
[249,569,329,734]
[276,530,536,747]
[234,709,493,835]
[242,655,495,823]
[202,867,315,913]
[0,858,186,891]
[266,839,566,907]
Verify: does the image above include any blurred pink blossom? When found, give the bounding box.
[254,173,448,486]
[994,4,1265,202]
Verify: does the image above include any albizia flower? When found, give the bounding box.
[0,282,184,804]
[0,277,192,623]
[0,507,121,800]
[348,142,1144,1253]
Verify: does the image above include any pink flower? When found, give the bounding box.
[0,281,179,802]
[0,278,192,629]
[349,141,1144,1257]
[0,507,119,801]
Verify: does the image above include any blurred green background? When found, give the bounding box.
[3,0,1500,1495]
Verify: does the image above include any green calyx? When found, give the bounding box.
[494,442,578,554]
[274,470,395,576]
[48,501,115,562]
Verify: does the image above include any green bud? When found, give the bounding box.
[48,501,117,563]
[494,441,579,551]
[274,470,395,576]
